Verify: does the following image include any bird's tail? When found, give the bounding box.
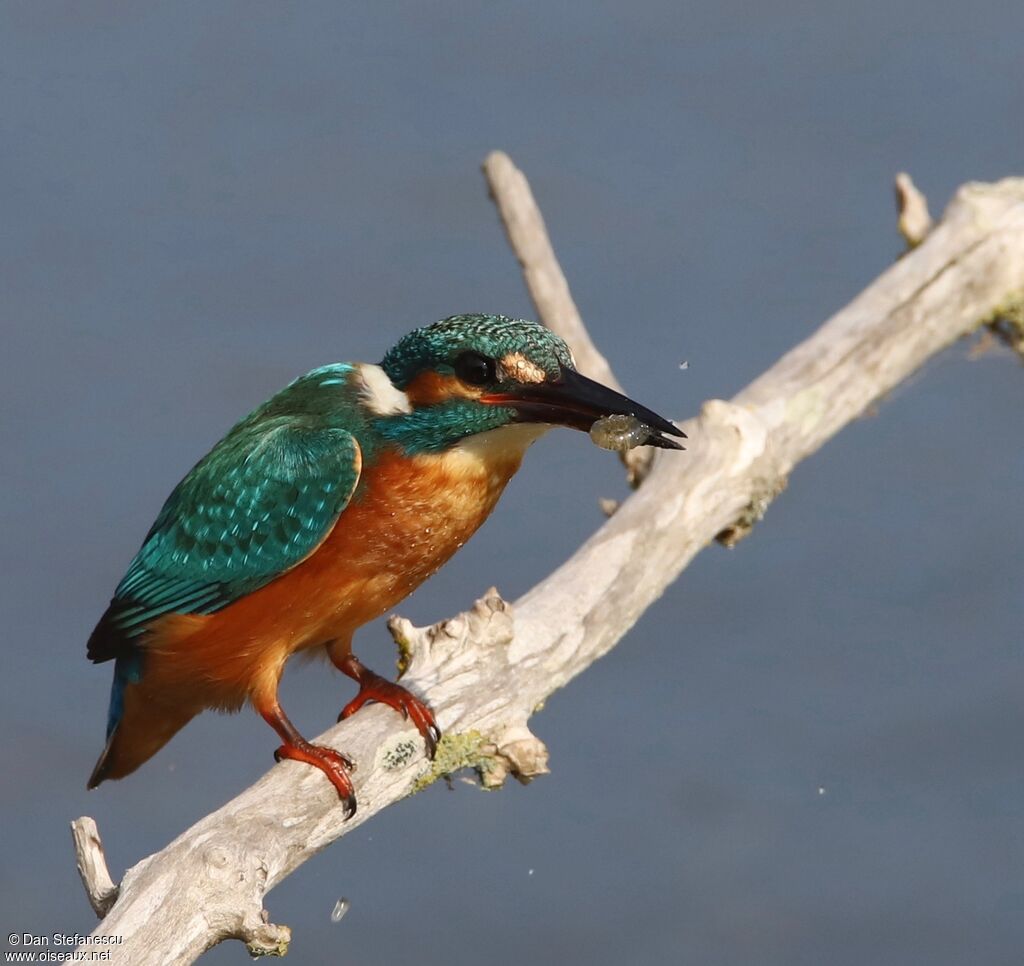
[87,654,197,788]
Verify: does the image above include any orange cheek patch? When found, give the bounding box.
[404,370,481,405]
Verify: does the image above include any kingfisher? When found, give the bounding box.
[87,314,683,815]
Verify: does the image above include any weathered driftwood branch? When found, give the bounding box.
[74,172,1024,963]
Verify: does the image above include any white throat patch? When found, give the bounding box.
[357,364,412,415]
[449,422,549,463]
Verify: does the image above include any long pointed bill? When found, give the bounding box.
[480,364,686,450]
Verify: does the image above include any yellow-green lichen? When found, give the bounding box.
[389,623,414,678]
[411,730,496,793]
[245,934,290,958]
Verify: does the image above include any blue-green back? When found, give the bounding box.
[88,364,366,662]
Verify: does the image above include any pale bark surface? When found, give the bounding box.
[73,171,1024,963]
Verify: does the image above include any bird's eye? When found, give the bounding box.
[453,350,496,387]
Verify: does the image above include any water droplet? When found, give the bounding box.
[528,868,535,876]
[817,786,827,796]
[330,897,351,923]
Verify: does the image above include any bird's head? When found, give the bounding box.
[371,314,684,454]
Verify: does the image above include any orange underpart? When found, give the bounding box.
[99,443,525,786]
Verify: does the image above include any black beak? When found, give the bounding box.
[481,364,686,450]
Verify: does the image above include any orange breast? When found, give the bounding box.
[303,444,523,631]
[143,441,526,709]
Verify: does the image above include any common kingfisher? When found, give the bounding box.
[87,314,684,815]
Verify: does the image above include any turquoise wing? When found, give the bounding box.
[87,414,361,663]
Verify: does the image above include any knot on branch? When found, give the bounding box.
[716,474,789,547]
[239,913,291,958]
[685,399,787,546]
[389,588,514,683]
[944,177,1024,234]
[193,841,292,957]
[481,723,551,788]
[698,400,770,466]
[981,292,1024,361]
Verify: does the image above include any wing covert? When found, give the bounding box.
[88,419,361,661]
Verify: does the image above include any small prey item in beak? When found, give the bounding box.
[590,414,659,453]
[481,363,686,451]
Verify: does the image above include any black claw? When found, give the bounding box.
[424,725,441,760]
[342,793,358,819]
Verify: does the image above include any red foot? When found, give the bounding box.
[274,740,357,817]
[336,657,440,759]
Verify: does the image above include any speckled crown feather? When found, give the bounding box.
[380,314,574,389]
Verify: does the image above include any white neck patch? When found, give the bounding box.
[357,364,412,415]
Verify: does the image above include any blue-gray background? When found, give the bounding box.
[2,3,1022,964]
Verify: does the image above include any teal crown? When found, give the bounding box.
[381,314,573,388]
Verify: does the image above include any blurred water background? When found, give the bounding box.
[2,3,1022,963]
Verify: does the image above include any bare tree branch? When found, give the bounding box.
[74,171,1024,964]
[482,150,655,484]
[482,150,621,390]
